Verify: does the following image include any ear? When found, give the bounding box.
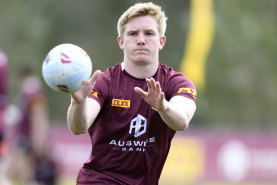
[159,36,166,50]
[117,36,124,50]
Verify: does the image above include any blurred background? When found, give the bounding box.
[0,0,276,185]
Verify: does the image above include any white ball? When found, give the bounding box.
[42,43,92,93]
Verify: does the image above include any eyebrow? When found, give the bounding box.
[126,28,156,33]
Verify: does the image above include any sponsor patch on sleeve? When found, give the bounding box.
[90,90,98,98]
[178,88,197,99]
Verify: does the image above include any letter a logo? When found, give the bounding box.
[129,114,147,138]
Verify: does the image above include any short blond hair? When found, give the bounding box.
[117,2,167,37]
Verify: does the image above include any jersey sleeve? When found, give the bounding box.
[167,72,197,102]
[88,72,109,107]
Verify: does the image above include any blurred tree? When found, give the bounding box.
[203,0,277,129]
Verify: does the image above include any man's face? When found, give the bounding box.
[118,15,166,65]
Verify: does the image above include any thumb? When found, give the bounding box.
[83,70,101,87]
[89,70,101,84]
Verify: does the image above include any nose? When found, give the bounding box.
[137,33,145,45]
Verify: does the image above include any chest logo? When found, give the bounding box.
[111,98,130,108]
[129,114,147,138]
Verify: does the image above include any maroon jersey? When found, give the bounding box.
[0,50,8,134]
[77,63,196,185]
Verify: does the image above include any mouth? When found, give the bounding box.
[134,48,148,53]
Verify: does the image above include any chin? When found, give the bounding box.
[133,56,151,64]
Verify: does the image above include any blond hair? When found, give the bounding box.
[117,2,167,37]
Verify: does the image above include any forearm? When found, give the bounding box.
[67,98,90,135]
[157,96,196,131]
[158,101,189,131]
[134,78,196,131]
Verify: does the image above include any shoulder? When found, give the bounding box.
[158,64,185,78]
[90,63,121,99]
[158,63,175,75]
[98,63,121,81]
[158,64,197,101]
[158,64,194,86]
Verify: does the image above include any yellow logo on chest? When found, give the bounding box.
[111,98,130,108]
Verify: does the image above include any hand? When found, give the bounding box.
[70,70,101,103]
[134,77,166,111]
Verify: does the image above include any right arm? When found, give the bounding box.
[67,70,101,135]
[67,97,100,135]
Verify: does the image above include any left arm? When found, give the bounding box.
[157,95,196,131]
[134,78,196,131]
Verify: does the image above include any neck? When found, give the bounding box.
[123,60,159,79]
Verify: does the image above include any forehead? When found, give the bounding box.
[124,15,158,32]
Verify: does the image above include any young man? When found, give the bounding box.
[67,2,197,185]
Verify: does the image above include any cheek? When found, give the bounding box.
[124,41,134,51]
[153,42,162,51]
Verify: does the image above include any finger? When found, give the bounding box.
[82,70,101,86]
[146,78,152,90]
[89,70,101,84]
[147,78,156,91]
[150,78,157,91]
[73,70,101,102]
[160,92,165,103]
[155,81,161,94]
[134,87,147,98]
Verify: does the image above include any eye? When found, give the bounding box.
[128,31,137,36]
[145,31,154,36]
